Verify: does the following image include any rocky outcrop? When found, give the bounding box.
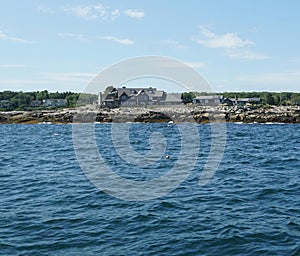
[224,106,300,123]
[0,110,75,124]
[0,106,300,124]
[134,111,172,123]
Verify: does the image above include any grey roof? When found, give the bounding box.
[164,93,182,102]
[248,97,261,101]
[151,90,164,97]
[194,95,222,100]
[117,87,157,96]
[229,97,261,102]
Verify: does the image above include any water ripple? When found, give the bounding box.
[0,123,299,255]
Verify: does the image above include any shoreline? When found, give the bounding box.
[1,105,300,124]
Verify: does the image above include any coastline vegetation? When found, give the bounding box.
[0,90,97,111]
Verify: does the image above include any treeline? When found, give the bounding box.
[222,92,300,105]
[182,91,300,105]
[0,90,97,111]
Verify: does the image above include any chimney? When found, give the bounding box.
[98,92,103,105]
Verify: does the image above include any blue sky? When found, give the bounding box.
[1,0,300,92]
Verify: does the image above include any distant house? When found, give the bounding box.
[229,97,262,106]
[221,98,233,106]
[43,99,66,107]
[30,100,42,107]
[192,95,223,106]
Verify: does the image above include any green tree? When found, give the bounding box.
[181,92,196,103]
[36,90,49,102]
[66,94,79,107]
[265,93,275,105]
[0,91,18,101]
[291,94,300,105]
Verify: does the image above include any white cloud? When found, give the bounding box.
[58,33,88,41]
[63,4,120,21]
[195,25,253,49]
[227,49,269,60]
[124,9,145,19]
[162,40,187,50]
[0,31,33,44]
[40,4,144,21]
[100,36,134,45]
[194,25,268,61]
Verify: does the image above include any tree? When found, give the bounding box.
[36,90,49,102]
[265,93,275,105]
[181,92,196,104]
[0,91,18,101]
[291,94,300,105]
[66,94,80,107]
[49,91,66,99]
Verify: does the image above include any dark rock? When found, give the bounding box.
[0,115,8,123]
[134,111,172,123]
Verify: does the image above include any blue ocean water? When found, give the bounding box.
[0,123,299,256]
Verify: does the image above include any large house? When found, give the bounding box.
[99,86,182,107]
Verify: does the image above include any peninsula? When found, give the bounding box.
[1,89,300,124]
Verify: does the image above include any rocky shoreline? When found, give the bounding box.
[1,105,300,124]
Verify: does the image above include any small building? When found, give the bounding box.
[43,99,66,107]
[230,97,262,106]
[30,100,42,107]
[215,97,262,106]
[192,95,223,106]
[222,98,233,106]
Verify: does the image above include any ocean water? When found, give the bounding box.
[0,123,299,256]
